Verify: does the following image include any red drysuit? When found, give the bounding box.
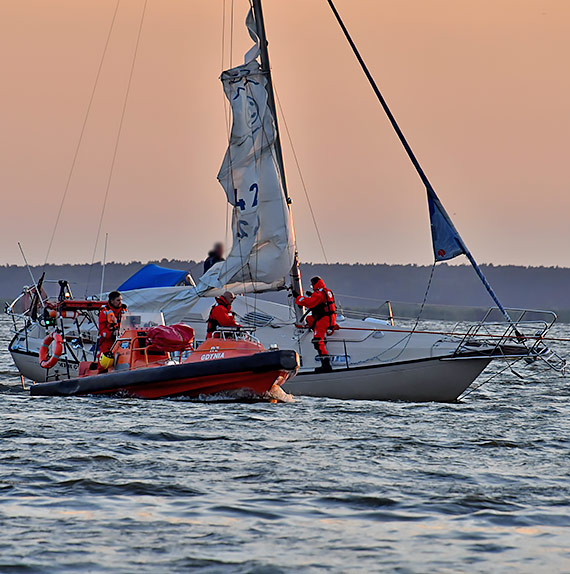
[295,278,337,356]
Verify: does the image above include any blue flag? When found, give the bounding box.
[426,187,465,261]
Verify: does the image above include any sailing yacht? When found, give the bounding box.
[7,0,565,401]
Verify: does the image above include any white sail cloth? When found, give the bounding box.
[121,280,287,325]
[122,9,295,321]
[199,60,294,290]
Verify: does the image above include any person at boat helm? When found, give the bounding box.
[203,242,225,274]
[98,291,127,357]
[206,291,241,339]
[293,277,338,374]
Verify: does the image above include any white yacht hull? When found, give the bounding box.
[10,347,80,384]
[12,343,488,402]
[283,356,490,402]
[6,293,512,401]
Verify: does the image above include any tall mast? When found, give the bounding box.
[250,0,304,322]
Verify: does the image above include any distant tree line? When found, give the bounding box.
[1,260,569,320]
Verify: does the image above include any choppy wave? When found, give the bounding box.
[1,316,569,572]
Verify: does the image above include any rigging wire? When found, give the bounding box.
[211,0,236,300]
[408,261,437,332]
[274,87,328,264]
[210,0,258,317]
[239,72,259,314]
[229,0,235,69]
[348,261,437,366]
[99,232,109,298]
[325,0,518,332]
[221,0,226,73]
[458,360,523,401]
[202,0,250,314]
[43,0,122,268]
[226,0,236,283]
[85,0,148,296]
[221,0,231,281]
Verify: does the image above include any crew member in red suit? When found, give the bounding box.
[98,291,127,356]
[294,276,338,373]
[206,291,241,339]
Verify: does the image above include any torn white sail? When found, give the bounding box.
[122,9,295,320]
[197,9,294,292]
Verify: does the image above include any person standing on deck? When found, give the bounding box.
[293,277,338,373]
[203,242,225,274]
[98,291,127,357]
[206,291,241,339]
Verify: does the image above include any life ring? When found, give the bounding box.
[39,333,64,369]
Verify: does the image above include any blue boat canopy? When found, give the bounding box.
[118,264,193,291]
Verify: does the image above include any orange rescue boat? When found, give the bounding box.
[30,325,298,400]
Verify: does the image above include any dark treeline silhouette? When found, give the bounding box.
[1,260,569,319]
[0,260,203,302]
[304,263,570,311]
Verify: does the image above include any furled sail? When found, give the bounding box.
[197,8,294,292]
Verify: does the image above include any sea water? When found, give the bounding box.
[0,315,569,573]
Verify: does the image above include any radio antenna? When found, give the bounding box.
[99,233,109,299]
[18,242,43,302]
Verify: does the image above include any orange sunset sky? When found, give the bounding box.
[0,0,568,267]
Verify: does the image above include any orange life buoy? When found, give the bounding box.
[39,333,64,369]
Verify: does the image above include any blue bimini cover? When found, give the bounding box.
[118,264,189,291]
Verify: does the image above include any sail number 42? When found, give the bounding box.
[234,183,259,211]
